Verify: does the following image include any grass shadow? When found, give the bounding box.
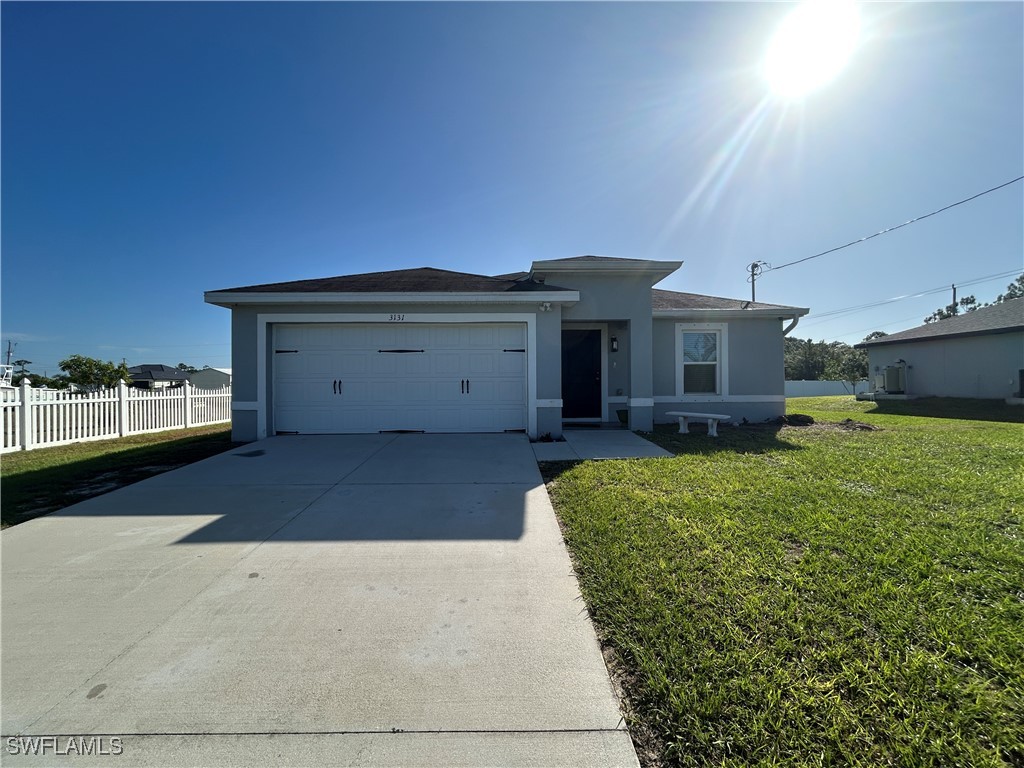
[1,429,236,527]
[865,397,1024,424]
[645,421,806,457]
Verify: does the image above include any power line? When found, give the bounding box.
[799,268,1021,326]
[768,176,1024,273]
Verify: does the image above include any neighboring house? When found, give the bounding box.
[127,364,190,389]
[189,367,232,390]
[205,256,809,442]
[855,297,1024,400]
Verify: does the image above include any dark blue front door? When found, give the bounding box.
[561,329,601,419]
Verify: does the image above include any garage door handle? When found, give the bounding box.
[466,379,470,394]
[333,380,337,395]
[460,379,465,394]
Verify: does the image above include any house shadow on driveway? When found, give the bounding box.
[0,429,235,527]
[36,434,538,543]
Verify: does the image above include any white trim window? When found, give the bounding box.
[675,323,728,398]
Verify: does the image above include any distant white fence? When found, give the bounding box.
[785,379,871,398]
[1,381,231,453]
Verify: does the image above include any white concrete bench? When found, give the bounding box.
[665,411,731,437]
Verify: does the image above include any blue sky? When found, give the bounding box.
[3,1,1021,375]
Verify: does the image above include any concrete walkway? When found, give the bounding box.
[1,434,638,767]
[532,429,671,461]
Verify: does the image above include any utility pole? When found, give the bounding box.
[747,261,769,302]
[952,284,957,315]
[5,340,15,366]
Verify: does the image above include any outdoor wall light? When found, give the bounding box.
[610,336,619,353]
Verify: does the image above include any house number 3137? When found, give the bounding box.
[388,314,406,322]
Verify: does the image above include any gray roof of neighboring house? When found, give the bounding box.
[855,297,1024,348]
[128,364,190,382]
[652,288,807,312]
[212,267,571,294]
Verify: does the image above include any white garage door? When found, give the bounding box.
[273,323,528,434]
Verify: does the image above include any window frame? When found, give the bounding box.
[675,323,728,399]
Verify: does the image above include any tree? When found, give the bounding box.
[994,273,1024,304]
[17,373,69,389]
[176,363,198,373]
[57,355,131,392]
[924,295,979,323]
[823,344,868,393]
[785,337,870,386]
[863,331,888,341]
[12,359,32,376]
[923,273,1023,323]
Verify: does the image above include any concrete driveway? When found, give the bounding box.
[1,434,638,767]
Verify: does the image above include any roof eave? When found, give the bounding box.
[530,259,682,282]
[855,325,1024,348]
[204,290,581,308]
[653,307,809,319]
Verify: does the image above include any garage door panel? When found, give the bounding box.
[372,355,399,375]
[468,380,495,401]
[498,380,525,402]
[433,381,462,402]
[434,326,461,346]
[399,354,431,375]
[336,352,370,375]
[299,353,333,377]
[337,408,373,432]
[467,353,496,374]
[373,381,401,402]
[274,353,305,377]
[433,352,462,375]
[369,327,400,347]
[499,353,525,375]
[340,381,373,401]
[402,380,435,401]
[274,323,527,434]
[338,326,369,346]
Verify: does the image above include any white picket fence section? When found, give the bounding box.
[785,379,872,398]
[1,380,231,453]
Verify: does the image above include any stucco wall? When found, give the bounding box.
[652,315,789,424]
[866,332,1024,399]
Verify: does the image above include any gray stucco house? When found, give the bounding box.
[205,256,809,442]
[856,297,1024,400]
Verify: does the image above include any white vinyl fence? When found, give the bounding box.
[785,379,871,398]
[1,380,231,453]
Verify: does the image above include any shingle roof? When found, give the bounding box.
[212,267,570,294]
[128,364,190,382]
[856,297,1024,347]
[652,288,806,312]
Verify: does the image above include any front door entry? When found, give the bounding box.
[561,329,602,419]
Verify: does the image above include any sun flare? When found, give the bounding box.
[763,0,861,100]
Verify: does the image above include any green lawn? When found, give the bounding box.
[1,424,234,528]
[545,397,1023,767]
